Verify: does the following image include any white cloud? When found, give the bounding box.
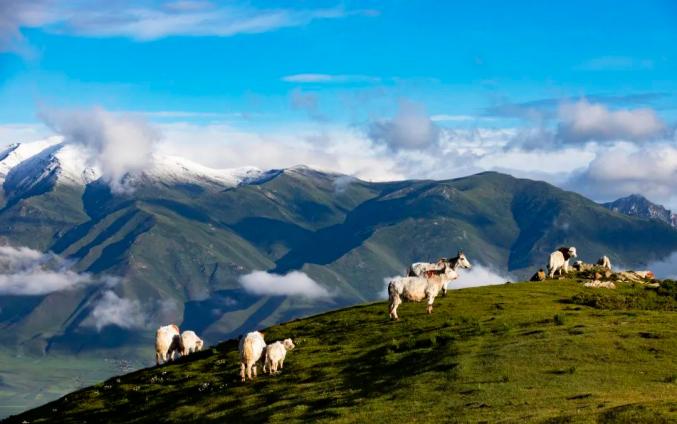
[157,122,403,182]
[450,265,512,289]
[239,270,332,299]
[40,107,160,193]
[88,290,146,331]
[0,0,54,55]
[282,74,380,84]
[557,100,666,144]
[3,97,675,210]
[333,175,358,193]
[648,252,677,280]
[0,1,370,51]
[0,245,99,295]
[368,100,440,151]
[567,141,677,209]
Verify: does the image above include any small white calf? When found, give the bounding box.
[596,256,612,271]
[547,246,577,278]
[180,330,204,356]
[239,331,266,382]
[155,324,183,365]
[263,338,295,374]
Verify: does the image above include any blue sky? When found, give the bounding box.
[1,0,676,206]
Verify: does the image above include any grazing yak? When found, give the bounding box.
[547,246,577,278]
[264,338,295,375]
[155,324,184,365]
[180,330,204,356]
[407,251,473,295]
[389,254,471,320]
[597,255,612,271]
[239,331,267,382]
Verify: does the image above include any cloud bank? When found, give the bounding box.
[450,265,512,289]
[567,141,677,206]
[239,270,332,299]
[648,252,677,280]
[557,100,666,144]
[0,245,98,295]
[40,107,159,193]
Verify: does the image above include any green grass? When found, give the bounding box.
[5,279,676,423]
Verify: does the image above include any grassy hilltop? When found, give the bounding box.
[3,169,677,417]
[5,279,677,423]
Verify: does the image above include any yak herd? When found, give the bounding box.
[154,245,612,382]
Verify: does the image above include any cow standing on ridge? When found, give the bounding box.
[407,251,472,295]
[389,254,472,320]
[547,246,577,278]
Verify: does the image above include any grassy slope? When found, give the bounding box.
[6,280,676,423]
[2,171,677,418]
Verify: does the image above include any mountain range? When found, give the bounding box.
[604,194,677,228]
[0,139,676,416]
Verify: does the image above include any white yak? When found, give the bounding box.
[389,256,470,320]
[547,246,577,278]
[407,251,472,295]
[239,331,266,382]
[180,330,204,356]
[155,324,183,365]
[263,338,295,374]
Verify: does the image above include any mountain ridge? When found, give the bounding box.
[0,140,676,416]
[603,193,677,228]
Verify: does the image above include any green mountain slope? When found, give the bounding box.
[2,168,677,417]
[5,279,676,423]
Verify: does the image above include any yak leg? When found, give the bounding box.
[246,363,254,381]
[389,294,401,320]
[240,363,246,382]
[426,293,436,314]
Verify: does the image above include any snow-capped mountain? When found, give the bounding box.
[603,194,677,229]
[0,139,275,199]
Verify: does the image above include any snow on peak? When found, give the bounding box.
[0,137,63,182]
[0,139,273,192]
[141,154,265,188]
